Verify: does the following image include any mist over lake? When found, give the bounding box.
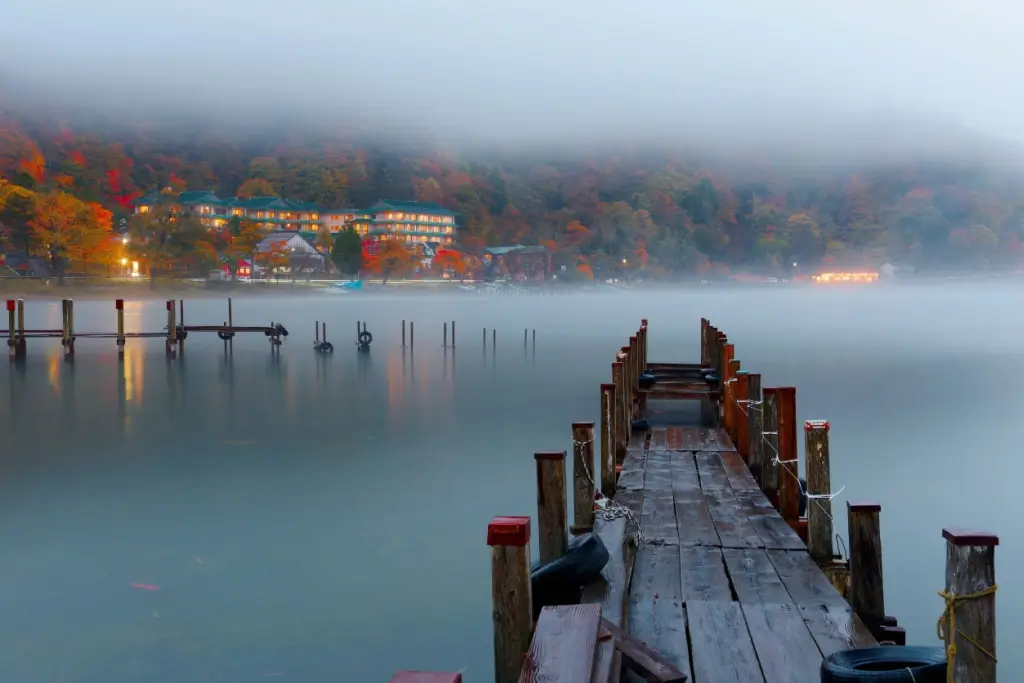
[0,285,1018,681]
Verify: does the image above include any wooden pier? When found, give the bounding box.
[397,317,1001,683]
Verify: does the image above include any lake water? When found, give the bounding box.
[0,285,1018,682]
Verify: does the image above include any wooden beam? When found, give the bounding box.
[600,618,688,683]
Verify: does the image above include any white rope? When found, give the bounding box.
[571,436,654,546]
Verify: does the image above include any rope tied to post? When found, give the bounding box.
[936,583,998,682]
[571,436,652,546]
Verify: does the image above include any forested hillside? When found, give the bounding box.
[3,108,1024,277]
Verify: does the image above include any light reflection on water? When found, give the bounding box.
[0,286,1020,681]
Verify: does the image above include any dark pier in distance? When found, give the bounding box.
[397,318,1001,683]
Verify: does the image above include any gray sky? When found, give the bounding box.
[2,0,1022,147]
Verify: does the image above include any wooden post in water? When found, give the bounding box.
[761,388,781,503]
[451,320,456,349]
[700,318,708,365]
[492,328,496,352]
[15,299,25,359]
[612,361,626,463]
[487,516,533,683]
[115,299,125,358]
[640,319,648,371]
[63,299,75,359]
[534,451,568,564]
[571,422,596,533]
[401,320,406,348]
[443,322,448,348]
[165,299,176,357]
[747,373,763,481]
[776,387,800,524]
[725,358,741,442]
[940,528,998,683]
[847,502,885,629]
[178,299,185,355]
[390,672,463,683]
[600,383,616,496]
[734,371,750,461]
[805,419,834,563]
[6,300,14,359]
[629,336,638,419]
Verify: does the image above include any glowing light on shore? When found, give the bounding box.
[812,271,879,283]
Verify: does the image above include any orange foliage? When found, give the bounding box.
[364,239,419,282]
[433,248,465,275]
[576,262,594,280]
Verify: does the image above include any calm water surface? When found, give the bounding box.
[0,285,1018,681]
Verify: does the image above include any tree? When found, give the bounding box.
[29,191,113,279]
[127,207,214,283]
[256,242,289,279]
[218,216,265,280]
[432,248,465,277]
[236,177,278,199]
[315,225,334,272]
[0,180,37,253]
[365,239,418,284]
[330,225,363,277]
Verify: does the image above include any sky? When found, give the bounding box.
[1,0,1022,148]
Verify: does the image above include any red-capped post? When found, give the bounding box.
[390,672,463,683]
[804,419,833,563]
[487,516,532,683]
[941,528,998,683]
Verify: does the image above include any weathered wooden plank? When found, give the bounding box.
[627,545,693,683]
[617,449,647,492]
[765,550,849,609]
[627,430,647,454]
[519,604,601,683]
[709,428,737,452]
[721,549,793,605]
[670,451,720,548]
[642,450,674,492]
[600,619,688,683]
[582,516,630,683]
[641,491,678,545]
[799,604,877,658]
[616,490,644,520]
[666,426,686,451]
[687,601,765,683]
[741,603,822,683]
[734,490,806,551]
[648,428,668,451]
[694,451,730,490]
[668,451,702,499]
[678,546,732,601]
[703,493,764,549]
[720,449,761,491]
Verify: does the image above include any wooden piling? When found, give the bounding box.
[534,451,568,565]
[612,361,626,463]
[63,299,75,358]
[805,419,834,563]
[165,299,176,357]
[571,422,596,533]
[443,322,448,348]
[487,516,533,683]
[761,388,780,502]
[747,373,763,479]
[390,672,462,683]
[15,299,25,359]
[734,371,750,461]
[492,328,496,352]
[402,320,406,348]
[725,358,740,441]
[451,320,456,348]
[629,336,638,419]
[483,327,486,350]
[532,329,536,353]
[6,300,14,359]
[410,321,414,350]
[719,341,733,425]
[847,502,885,628]
[940,529,998,683]
[776,387,800,523]
[700,317,709,365]
[599,383,616,496]
[115,299,125,357]
[178,299,185,355]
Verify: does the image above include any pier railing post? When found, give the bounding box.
[747,373,763,482]
[761,388,780,504]
[805,419,834,563]
[725,358,740,442]
[701,318,708,366]
[717,335,730,424]
[571,422,596,533]
[629,336,639,419]
[735,371,750,461]
[847,502,885,629]
[940,528,998,683]
[534,451,568,564]
[640,319,648,371]
[613,360,626,462]
[487,516,533,683]
[777,387,800,525]
[600,383,616,496]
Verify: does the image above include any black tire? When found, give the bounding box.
[358,330,372,346]
[275,323,289,337]
[821,646,945,682]
[323,342,334,353]
[218,331,235,341]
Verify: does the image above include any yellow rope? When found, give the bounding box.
[936,583,998,683]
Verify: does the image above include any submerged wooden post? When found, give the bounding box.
[734,371,750,461]
[777,387,800,523]
[451,320,456,349]
[805,419,834,563]
[6,300,14,359]
[63,299,75,359]
[410,321,415,350]
[487,516,533,683]
[14,299,25,359]
[178,299,185,355]
[571,422,596,533]
[600,383,616,496]
[165,299,176,357]
[747,373,763,479]
[612,361,626,463]
[761,388,781,503]
[443,322,448,348]
[847,502,885,628]
[940,529,998,683]
[115,299,125,358]
[534,451,568,565]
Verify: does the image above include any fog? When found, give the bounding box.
[2,0,1024,157]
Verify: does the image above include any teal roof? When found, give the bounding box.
[365,199,456,217]
[179,190,227,206]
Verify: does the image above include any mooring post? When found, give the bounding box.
[734,370,750,461]
[777,387,800,524]
[64,299,75,359]
[532,329,535,354]
[640,319,648,371]
[60,299,68,353]
[178,299,185,355]
[115,299,125,358]
[761,388,781,504]
[700,318,709,365]
[322,322,327,344]
[410,321,414,350]
[940,528,998,683]
[805,419,834,563]
[390,672,462,683]
[15,299,25,359]
[612,360,626,463]
[401,320,406,348]
[492,328,496,352]
[487,516,533,683]
[847,502,885,629]
[443,322,448,348]
[534,451,568,564]
[600,383,616,496]
[451,320,456,349]
[629,335,639,419]
[165,299,176,357]
[523,328,527,350]
[747,373,763,481]
[725,358,741,442]
[571,422,596,534]
[6,300,14,359]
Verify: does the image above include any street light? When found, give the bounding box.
[120,257,128,277]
